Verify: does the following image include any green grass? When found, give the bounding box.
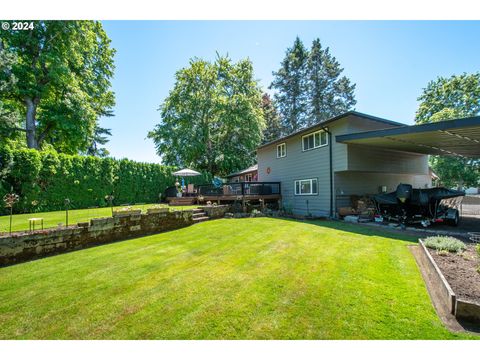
[0,218,476,339]
[0,204,198,233]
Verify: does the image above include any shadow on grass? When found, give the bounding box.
[270,216,418,244]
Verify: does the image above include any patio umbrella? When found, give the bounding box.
[173,168,201,193]
[172,168,201,177]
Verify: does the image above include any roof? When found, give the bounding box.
[336,116,480,157]
[257,111,405,150]
[226,164,258,178]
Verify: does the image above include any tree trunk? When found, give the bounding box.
[25,98,38,149]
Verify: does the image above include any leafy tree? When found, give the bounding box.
[261,93,282,143]
[0,40,22,142]
[416,73,480,124]
[307,38,356,125]
[148,55,265,177]
[270,37,309,133]
[0,21,115,154]
[415,73,480,189]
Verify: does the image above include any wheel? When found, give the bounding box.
[447,209,459,227]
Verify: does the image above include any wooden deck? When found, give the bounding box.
[167,194,281,205]
[166,182,282,206]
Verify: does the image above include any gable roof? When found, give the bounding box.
[257,111,405,150]
[226,164,258,178]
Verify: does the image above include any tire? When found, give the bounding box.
[447,209,460,227]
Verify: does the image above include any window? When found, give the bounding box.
[277,143,286,158]
[245,173,253,182]
[302,130,327,151]
[294,178,318,195]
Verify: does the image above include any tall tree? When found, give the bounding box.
[270,37,309,133]
[0,40,21,142]
[306,38,356,125]
[415,73,480,188]
[261,93,282,143]
[85,126,112,157]
[148,55,264,177]
[0,21,115,154]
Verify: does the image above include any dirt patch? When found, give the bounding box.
[429,245,480,303]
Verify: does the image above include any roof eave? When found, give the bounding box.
[257,111,405,151]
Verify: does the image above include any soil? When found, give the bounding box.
[429,244,480,303]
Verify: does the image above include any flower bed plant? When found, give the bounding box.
[423,236,466,253]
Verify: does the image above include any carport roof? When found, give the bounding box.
[336,116,480,157]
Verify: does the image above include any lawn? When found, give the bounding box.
[0,218,476,339]
[0,204,198,233]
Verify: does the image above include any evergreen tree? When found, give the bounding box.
[85,126,112,157]
[270,37,309,133]
[261,93,282,143]
[306,38,356,125]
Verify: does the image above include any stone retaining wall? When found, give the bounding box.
[0,210,193,266]
[199,205,230,219]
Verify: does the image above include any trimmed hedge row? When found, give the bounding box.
[0,147,210,214]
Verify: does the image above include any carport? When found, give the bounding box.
[336,116,480,157]
[336,116,480,235]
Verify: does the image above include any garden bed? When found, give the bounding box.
[428,244,480,304]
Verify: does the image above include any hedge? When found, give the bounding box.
[0,147,210,214]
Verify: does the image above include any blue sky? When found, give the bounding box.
[99,21,480,163]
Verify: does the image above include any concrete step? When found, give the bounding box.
[193,216,210,223]
[192,212,207,219]
[192,208,204,213]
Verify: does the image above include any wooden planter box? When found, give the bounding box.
[418,239,480,323]
[112,209,142,217]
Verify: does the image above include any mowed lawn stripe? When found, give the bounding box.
[0,218,475,339]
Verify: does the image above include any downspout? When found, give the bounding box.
[320,127,334,218]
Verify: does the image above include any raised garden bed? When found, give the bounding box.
[418,239,480,324]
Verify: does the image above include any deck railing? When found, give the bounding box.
[197,182,281,197]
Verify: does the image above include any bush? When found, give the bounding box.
[423,236,466,253]
[0,146,211,214]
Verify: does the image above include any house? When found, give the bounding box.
[256,111,480,217]
[226,164,258,182]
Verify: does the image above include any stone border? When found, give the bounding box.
[0,210,194,267]
[417,239,480,323]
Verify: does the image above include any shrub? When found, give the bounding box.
[0,146,210,214]
[423,236,466,253]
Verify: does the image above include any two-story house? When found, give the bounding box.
[257,111,433,217]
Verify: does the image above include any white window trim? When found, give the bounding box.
[301,129,328,152]
[276,142,287,158]
[294,178,318,196]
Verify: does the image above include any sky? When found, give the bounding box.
[99,20,480,163]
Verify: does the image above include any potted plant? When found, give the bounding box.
[175,180,182,197]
